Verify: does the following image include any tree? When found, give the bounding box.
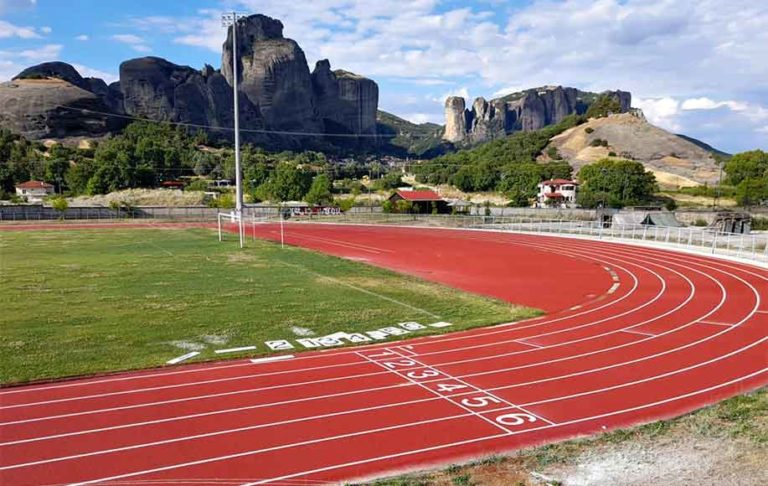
[264,162,312,202]
[724,150,768,185]
[735,178,768,207]
[50,196,68,220]
[577,159,657,208]
[585,95,622,119]
[305,174,333,205]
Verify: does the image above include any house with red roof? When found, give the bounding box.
[388,189,449,214]
[15,180,54,203]
[536,179,579,208]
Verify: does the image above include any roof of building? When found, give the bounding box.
[392,190,443,201]
[15,180,54,190]
[540,179,578,186]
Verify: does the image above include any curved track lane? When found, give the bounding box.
[0,223,766,485]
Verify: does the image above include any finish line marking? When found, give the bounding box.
[356,348,554,435]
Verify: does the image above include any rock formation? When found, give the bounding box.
[0,14,379,148]
[0,77,122,139]
[444,86,632,144]
[221,14,321,133]
[311,60,378,136]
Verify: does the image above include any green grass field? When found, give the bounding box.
[0,227,540,384]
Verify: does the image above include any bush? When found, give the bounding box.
[692,217,709,227]
[185,179,210,191]
[590,138,609,147]
[50,196,68,219]
[585,127,595,134]
[751,217,768,231]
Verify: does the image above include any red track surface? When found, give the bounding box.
[1,222,766,485]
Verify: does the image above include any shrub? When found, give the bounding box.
[693,217,709,227]
[585,127,594,134]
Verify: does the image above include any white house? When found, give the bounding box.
[536,179,579,208]
[15,180,54,203]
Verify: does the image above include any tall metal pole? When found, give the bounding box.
[223,12,244,248]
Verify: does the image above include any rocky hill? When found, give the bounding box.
[376,111,447,157]
[0,14,378,149]
[444,86,631,144]
[545,113,722,186]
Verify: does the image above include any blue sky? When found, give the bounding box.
[1,0,766,153]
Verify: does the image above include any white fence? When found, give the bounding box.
[289,213,768,264]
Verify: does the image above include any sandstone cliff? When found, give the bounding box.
[0,78,122,139]
[444,86,631,144]
[312,60,378,137]
[221,14,321,133]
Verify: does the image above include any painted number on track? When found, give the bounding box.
[495,413,537,426]
[382,359,418,369]
[404,369,441,380]
[461,395,502,408]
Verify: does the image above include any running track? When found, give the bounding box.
[1,222,766,485]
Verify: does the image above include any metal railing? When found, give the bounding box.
[286,213,768,264]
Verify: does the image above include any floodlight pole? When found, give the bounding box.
[223,12,244,248]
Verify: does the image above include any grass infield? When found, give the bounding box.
[0,227,540,385]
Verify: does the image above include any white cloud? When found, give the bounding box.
[0,0,36,15]
[0,19,40,39]
[0,44,61,81]
[17,43,62,61]
[40,26,51,34]
[112,34,151,53]
[757,126,768,134]
[72,63,118,84]
[75,34,89,41]
[682,97,768,123]
[404,113,440,124]
[634,97,681,132]
[492,85,526,97]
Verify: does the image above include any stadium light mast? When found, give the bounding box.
[222,11,244,248]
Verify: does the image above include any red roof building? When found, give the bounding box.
[536,179,579,207]
[391,190,443,202]
[15,181,54,190]
[15,180,55,203]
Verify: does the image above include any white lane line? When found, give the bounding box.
[622,329,657,337]
[607,283,620,294]
[68,368,768,486]
[243,368,768,486]
[165,352,199,365]
[64,413,483,486]
[250,355,295,364]
[0,388,453,469]
[215,346,257,354]
[698,320,735,327]
[514,339,543,349]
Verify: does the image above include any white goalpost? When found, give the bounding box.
[217,210,245,248]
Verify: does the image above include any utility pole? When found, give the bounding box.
[222,12,244,248]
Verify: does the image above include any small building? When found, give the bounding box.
[536,179,579,208]
[15,181,54,203]
[388,189,449,214]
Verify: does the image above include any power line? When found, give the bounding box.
[54,105,441,140]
